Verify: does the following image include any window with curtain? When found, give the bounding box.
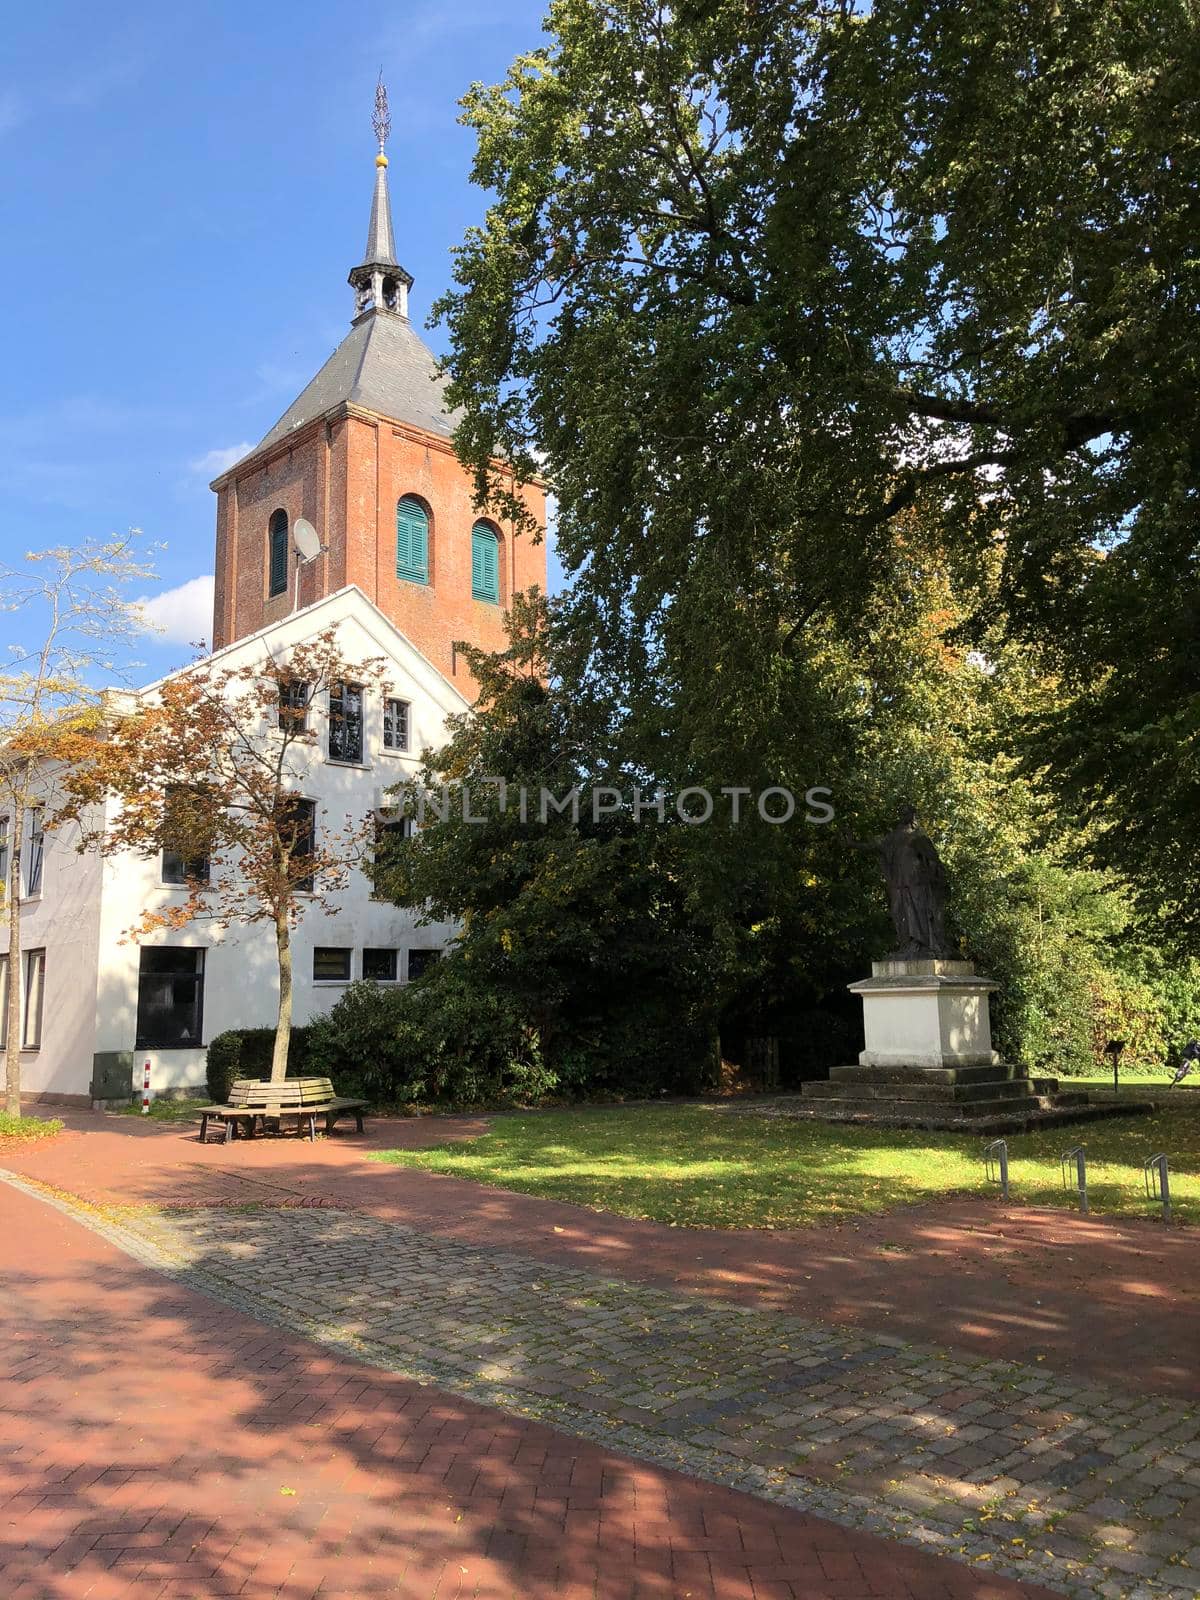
[383,696,410,751]
[313,947,351,981]
[471,521,500,603]
[396,496,429,584]
[328,681,364,764]
[268,509,289,598]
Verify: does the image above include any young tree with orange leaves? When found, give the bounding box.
[61,629,387,1084]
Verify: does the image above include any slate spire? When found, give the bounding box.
[348,75,413,321]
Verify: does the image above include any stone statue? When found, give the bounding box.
[848,804,954,959]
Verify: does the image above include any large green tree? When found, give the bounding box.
[437,0,1200,940]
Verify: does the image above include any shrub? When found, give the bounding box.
[547,1006,718,1102]
[205,1025,315,1102]
[305,964,554,1108]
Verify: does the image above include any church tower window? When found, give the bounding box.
[396,496,429,584]
[471,521,500,603]
[268,510,289,598]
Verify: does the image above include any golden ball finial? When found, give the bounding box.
[376,150,389,168]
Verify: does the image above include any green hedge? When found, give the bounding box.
[205,1026,315,1103]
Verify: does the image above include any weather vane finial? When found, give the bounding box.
[373,70,391,153]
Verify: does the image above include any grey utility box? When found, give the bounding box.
[90,1051,134,1105]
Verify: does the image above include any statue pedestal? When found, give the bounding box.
[847,958,999,1069]
[799,956,1065,1129]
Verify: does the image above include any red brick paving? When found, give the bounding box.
[0,1175,1054,1599]
[5,1108,1198,1400]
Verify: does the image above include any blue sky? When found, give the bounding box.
[0,0,557,680]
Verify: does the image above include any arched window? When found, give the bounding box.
[267,509,289,598]
[471,521,500,603]
[396,496,429,584]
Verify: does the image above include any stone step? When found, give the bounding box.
[829,1062,1007,1085]
[804,1091,1050,1118]
[807,1071,1107,1109]
[800,1081,1043,1107]
[953,1077,1050,1103]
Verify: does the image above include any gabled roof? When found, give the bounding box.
[140,584,472,720]
[248,310,461,460]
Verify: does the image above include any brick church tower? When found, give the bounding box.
[209,87,546,688]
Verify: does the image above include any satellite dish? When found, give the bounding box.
[293,518,321,562]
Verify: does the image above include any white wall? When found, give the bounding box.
[0,786,104,1098]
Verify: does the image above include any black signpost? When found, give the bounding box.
[1105,1038,1126,1093]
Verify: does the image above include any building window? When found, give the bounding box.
[328,681,364,764]
[135,948,205,1049]
[313,947,352,982]
[0,816,8,900]
[383,697,410,752]
[26,808,44,896]
[162,785,211,886]
[0,954,7,1049]
[162,850,211,887]
[268,509,289,598]
[278,796,317,892]
[278,677,310,735]
[371,812,411,898]
[375,813,412,849]
[396,496,429,584]
[407,948,441,981]
[471,521,500,603]
[362,948,398,982]
[22,950,45,1049]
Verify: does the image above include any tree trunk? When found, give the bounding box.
[271,910,292,1084]
[5,804,23,1116]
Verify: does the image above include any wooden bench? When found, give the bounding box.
[199,1076,367,1144]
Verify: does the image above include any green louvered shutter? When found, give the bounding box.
[268,510,289,597]
[396,497,429,583]
[471,521,500,602]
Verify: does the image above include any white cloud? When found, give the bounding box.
[134,575,215,648]
[189,442,253,476]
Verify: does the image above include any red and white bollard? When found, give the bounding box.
[141,1059,152,1115]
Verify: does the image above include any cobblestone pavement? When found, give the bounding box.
[37,1184,1200,1600]
[6,1111,1197,1400]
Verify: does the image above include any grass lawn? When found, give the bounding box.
[1071,1077,1200,1101]
[373,1102,1200,1229]
[0,1111,63,1140]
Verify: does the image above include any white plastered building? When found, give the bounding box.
[1,586,468,1105]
